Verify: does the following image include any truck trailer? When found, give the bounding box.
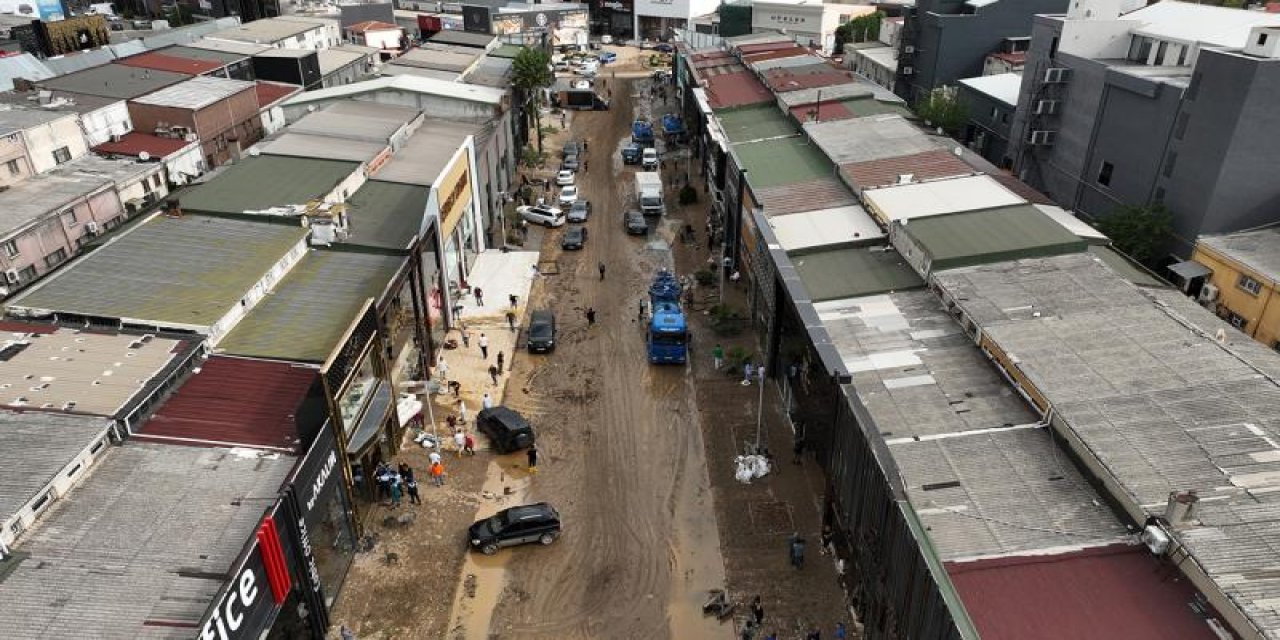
[634,172,664,217]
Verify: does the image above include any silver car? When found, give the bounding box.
[567,200,591,223]
[518,205,566,228]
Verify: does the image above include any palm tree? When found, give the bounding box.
[511,46,553,155]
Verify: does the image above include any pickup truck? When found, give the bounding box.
[621,144,642,165]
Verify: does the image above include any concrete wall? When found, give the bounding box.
[164,142,207,184]
[21,115,89,175]
[80,101,132,147]
[0,185,123,288]
[0,133,31,188]
[957,82,1014,167]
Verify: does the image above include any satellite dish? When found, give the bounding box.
[138,151,151,162]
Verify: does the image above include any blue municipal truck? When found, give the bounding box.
[646,270,688,364]
[632,119,655,147]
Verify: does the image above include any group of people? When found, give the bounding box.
[744,594,847,640]
[374,462,422,507]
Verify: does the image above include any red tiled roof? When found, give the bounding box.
[116,51,222,76]
[691,50,732,63]
[990,173,1054,204]
[0,321,58,334]
[841,150,975,191]
[738,41,802,54]
[755,176,858,216]
[789,101,853,123]
[254,81,300,109]
[744,47,810,63]
[349,20,400,33]
[989,51,1027,64]
[948,544,1220,640]
[705,70,774,109]
[764,67,857,92]
[93,132,192,158]
[135,356,317,452]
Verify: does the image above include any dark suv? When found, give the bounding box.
[476,406,536,453]
[468,503,562,555]
[527,309,557,353]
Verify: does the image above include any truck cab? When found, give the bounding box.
[621,144,642,165]
[641,148,659,171]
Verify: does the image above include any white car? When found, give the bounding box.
[518,205,566,228]
[641,148,659,170]
[601,35,613,44]
[571,79,592,90]
[559,185,579,205]
[556,170,575,186]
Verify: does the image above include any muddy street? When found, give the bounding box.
[457,77,729,639]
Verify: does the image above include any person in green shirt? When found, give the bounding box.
[712,344,724,371]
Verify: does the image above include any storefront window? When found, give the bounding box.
[422,242,446,349]
[461,206,478,271]
[307,476,355,607]
[337,355,378,434]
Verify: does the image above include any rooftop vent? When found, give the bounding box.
[1164,489,1200,528]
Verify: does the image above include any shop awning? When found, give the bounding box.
[346,382,393,457]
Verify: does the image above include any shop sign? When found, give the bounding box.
[766,13,807,25]
[199,516,292,640]
[438,151,473,236]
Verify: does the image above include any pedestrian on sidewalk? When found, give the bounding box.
[446,414,458,433]
[458,400,468,424]
[496,351,505,374]
[429,449,442,466]
[712,343,724,370]
[482,392,494,410]
[488,364,500,385]
[789,532,806,569]
[750,596,765,626]
[506,310,517,331]
[452,302,464,318]
[461,330,471,348]
[743,361,755,386]
[598,261,606,280]
[389,476,402,507]
[820,525,833,556]
[478,333,490,359]
[449,380,462,397]
[398,463,414,483]
[586,307,596,325]
[464,432,476,456]
[454,429,466,457]
[406,477,421,504]
[431,460,446,487]
[527,443,539,473]
[436,356,449,380]
[474,287,484,306]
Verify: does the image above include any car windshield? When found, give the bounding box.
[530,322,553,338]
[487,514,507,530]
[572,202,587,212]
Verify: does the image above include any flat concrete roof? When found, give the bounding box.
[957,72,1022,108]
[792,245,922,302]
[130,75,256,110]
[209,16,335,44]
[38,64,190,100]
[768,204,884,252]
[179,155,361,215]
[862,175,1026,224]
[373,118,479,186]
[803,114,939,165]
[259,132,388,164]
[1198,227,1280,285]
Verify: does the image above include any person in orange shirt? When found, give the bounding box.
[431,461,446,487]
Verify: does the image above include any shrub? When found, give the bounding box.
[710,305,746,337]
[679,185,699,205]
[694,269,715,286]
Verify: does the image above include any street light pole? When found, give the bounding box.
[754,365,767,451]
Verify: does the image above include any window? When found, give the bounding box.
[1239,274,1264,296]
[1227,311,1248,330]
[52,146,71,165]
[1259,33,1269,47]
[1128,36,1153,63]
[5,159,18,176]
[1097,161,1114,187]
[1162,151,1177,178]
[43,248,67,268]
[143,178,153,193]
[63,209,77,225]
[1155,41,1169,65]
[18,265,35,282]
[1177,46,1188,66]
[153,174,162,188]
[1174,113,1189,140]
[1050,36,1059,58]
[1,240,16,258]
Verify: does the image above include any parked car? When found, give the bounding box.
[621,143,641,165]
[559,185,579,205]
[467,502,561,555]
[601,34,613,44]
[624,210,648,235]
[527,309,557,353]
[561,227,588,250]
[567,199,591,223]
[556,169,575,186]
[475,406,536,454]
[571,79,592,90]
[641,148,659,170]
[518,205,565,228]
[562,154,580,172]
[562,140,580,157]
[655,43,674,53]
[553,60,570,72]
[599,51,617,64]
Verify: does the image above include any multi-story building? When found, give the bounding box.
[1187,228,1280,350]
[126,75,264,168]
[0,110,89,175]
[956,72,1021,168]
[749,0,873,55]
[894,0,1067,104]
[1006,0,1280,255]
[207,16,342,50]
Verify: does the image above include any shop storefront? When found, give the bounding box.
[465,5,591,46]
[593,0,634,38]
[421,224,447,350]
[199,505,303,640]
[433,146,480,327]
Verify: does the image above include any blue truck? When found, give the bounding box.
[646,270,688,364]
[661,113,685,141]
[632,119,655,147]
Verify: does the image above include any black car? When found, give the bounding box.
[624,210,648,235]
[567,199,591,223]
[468,502,562,555]
[476,406,536,453]
[561,227,588,250]
[527,309,557,353]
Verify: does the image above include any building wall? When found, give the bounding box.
[0,133,32,188]
[0,186,123,289]
[956,83,1014,167]
[261,104,288,136]
[849,48,896,89]
[21,115,89,175]
[115,166,169,213]
[127,102,197,141]
[164,142,207,184]
[79,101,133,147]
[358,28,401,50]
[321,60,368,88]
[192,88,265,165]
[1192,245,1280,349]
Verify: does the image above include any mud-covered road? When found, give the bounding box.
[455,76,729,639]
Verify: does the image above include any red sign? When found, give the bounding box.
[257,516,292,605]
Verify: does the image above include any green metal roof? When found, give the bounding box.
[490,44,523,59]
[1088,245,1168,288]
[901,205,1088,272]
[841,97,912,119]
[791,246,924,302]
[346,180,429,252]
[733,137,833,188]
[179,155,361,215]
[716,104,797,143]
[218,250,404,363]
[7,215,308,327]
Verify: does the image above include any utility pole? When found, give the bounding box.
[754,365,767,451]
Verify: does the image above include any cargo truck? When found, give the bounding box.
[635,172,664,217]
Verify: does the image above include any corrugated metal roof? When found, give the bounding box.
[259,132,388,163]
[217,251,403,363]
[254,80,301,108]
[948,544,1219,640]
[0,411,113,525]
[165,44,252,65]
[0,54,54,92]
[93,131,194,158]
[210,16,334,43]
[374,119,478,186]
[899,204,1087,273]
[183,38,272,56]
[43,48,117,76]
[7,215,308,328]
[763,65,857,92]
[754,176,858,215]
[792,246,922,301]
[841,149,975,192]
[427,29,497,48]
[392,46,483,73]
[0,442,294,637]
[715,103,797,143]
[768,204,884,252]
[179,155,361,215]
[989,173,1054,204]
[347,179,428,251]
[115,51,223,76]
[863,175,1026,224]
[705,70,774,109]
[282,74,506,107]
[804,114,937,165]
[137,356,315,451]
[38,63,189,100]
[130,75,256,110]
[286,100,418,143]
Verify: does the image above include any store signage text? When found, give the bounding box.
[442,171,470,219]
[305,450,338,512]
[296,516,323,593]
[767,14,808,25]
[200,568,260,640]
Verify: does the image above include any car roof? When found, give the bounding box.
[503,502,557,520]
[531,309,554,321]
[478,405,530,428]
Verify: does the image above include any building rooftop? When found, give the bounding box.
[957,72,1022,108]
[217,250,402,363]
[733,136,834,189]
[778,79,901,108]
[7,215,308,329]
[427,29,496,48]
[254,80,301,108]
[463,55,514,88]
[283,73,506,108]
[179,155,361,215]
[391,46,483,73]
[897,204,1088,274]
[851,44,898,71]
[763,64,858,92]
[37,63,189,100]
[948,544,1220,640]
[347,179,428,251]
[0,325,189,417]
[348,19,400,33]
[0,155,156,238]
[92,131,195,159]
[932,252,1280,635]
[317,48,369,76]
[42,49,117,76]
[1123,0,1280,50]
[752,53,831,72]
[183,38,272,56]
[0,108,75,136]
[793,246,922,301]
[862,175,1026,225]
[841,149,976,192]
[0,411,114,534]
[788,96,911,123]
[259,132,388,164]
[0,89,120,117]
[209,16,334,44]
[803,114,938,165]
[0,442,293,637]
[0,53,54,92]
[136,355,316,452]
[489,43,523,59]
[705,71,774,109]
[768,205,884,253]
[374,118,479,186]
[1197,227,1280,285]
[248,47,315,60]
[715,103,798,143]
[287,100,420,143]
[164,44,253,65]
[380,65,461,81]
[115,50,223,76]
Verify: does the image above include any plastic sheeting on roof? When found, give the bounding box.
[0,54,54,92]
[44,48,117,76]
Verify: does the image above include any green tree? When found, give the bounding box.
[165,3,192,27]
[915,86,968,135]
[1096,203,1173,265]
[835,11,885,53]
[511,47,553,155]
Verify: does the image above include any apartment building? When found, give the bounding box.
[126,76,263,168]
[1188,228,1280,350]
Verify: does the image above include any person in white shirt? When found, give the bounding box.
[482,393,494,410]
[453,429,466,457]
[429,450,442,466]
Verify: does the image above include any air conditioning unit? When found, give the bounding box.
[109,133,124,143]
[85,221,100,235]
[1028,130,1057,145]
[1199,283,1219,304]
[1034,99,1059,115]
[903,45,914,54]
[184,133,198,142]
[4,269,18,284]
[1043,67,1071,83]
[902,66,914,75]
[1141,524,1171,556]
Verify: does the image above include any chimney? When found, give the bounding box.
[1164,490,1200,528]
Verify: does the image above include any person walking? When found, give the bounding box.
[463,432,476,456]
[598,261,606,281]
[527,443,539,474]
[482,392,494,410]
[488,364,500,385]
[458,400,468,425]
[429,449,442,466]
[478,333,489,359]
[398,463,414,484]
[474,287,484,306]
[743,361,755,386]
[789,532,807,569]
[509,293,518,308]
[454,429,466,457]
[586,307,596,325]
[496,351,505,374]
[506,310,517,331]
[712,343,724,370]
[436,356,449,380]
[446,413,458,433]
[750,596,765,626]
[461,330,471,349]
[406,476,421,504]
[389,476,402,507]
[431,460,446,487]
